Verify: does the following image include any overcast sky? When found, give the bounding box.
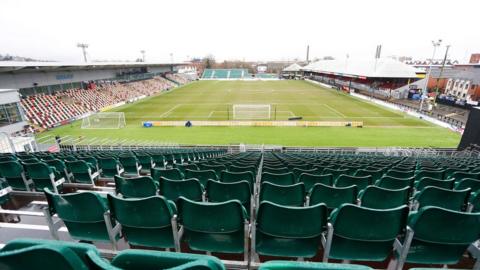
[1,0,479,63]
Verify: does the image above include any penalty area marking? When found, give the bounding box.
[159,104,182,118]
[208,110,295,118]
[276,110,295,117]
[208,111,228,118]
[323,104,347,117]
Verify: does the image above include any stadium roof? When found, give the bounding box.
[302,58,421,78]
[0,61,186,73]
[283,63,302,72]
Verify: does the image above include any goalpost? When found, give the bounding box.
[232,104,271,120]
[81,112,126,129]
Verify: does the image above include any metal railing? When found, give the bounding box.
[45,134,471,158]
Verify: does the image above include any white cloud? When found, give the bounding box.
[1,0,478,63]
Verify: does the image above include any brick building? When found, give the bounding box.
[470,53,480,64]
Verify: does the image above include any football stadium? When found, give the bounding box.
[1,0,480,269]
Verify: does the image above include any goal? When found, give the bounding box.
[232,104,271,120]
[81,112,126,129]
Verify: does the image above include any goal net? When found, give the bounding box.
[232,104,271,120]
[81,112,126,129]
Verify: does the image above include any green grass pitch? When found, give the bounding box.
[42,80,461,147]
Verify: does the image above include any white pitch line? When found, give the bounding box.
[159,104,181,118]
[277,110,295,117]
[323,104,347,117]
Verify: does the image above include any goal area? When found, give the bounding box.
[232,104,271,120]
[81,112,126,129]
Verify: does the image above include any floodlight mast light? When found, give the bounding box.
[77,43,89,63]
[419,39,442,111]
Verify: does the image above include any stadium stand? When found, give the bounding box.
[202,69,250,79]
[166,73,193,85]
[1,149,480,269]
[20,76,178,129]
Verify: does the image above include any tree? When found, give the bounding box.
[203,54,216,69]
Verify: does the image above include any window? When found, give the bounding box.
[446,79,453,90]
[0,102,23,128]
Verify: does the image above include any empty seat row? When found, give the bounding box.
[42,187,480,268]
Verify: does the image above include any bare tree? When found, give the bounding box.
[203,54,216,69]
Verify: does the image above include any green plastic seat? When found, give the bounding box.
[107,194,178,249]
[292,168,321,181]
[261,172,295,186]
[358,186,409,209]
[449,171,480,181]
[340,165,361,176]
[398,206,480,266]
[25,162,64,193]
[255,201,327,258]
[289,164,312,171]
[77,156,99,172]
[66,160,99,185]
[355,168,384,181]
[0,244,93,270]
[150,154,166,169]
[259,182,305,207]
[114,175,157,198]
[322,168,349,181]
[335,174,372,191]
[229,165,256,175]
[263,167,290,175]
[185,169,218,186]
[46,159,71,182]
[375,176,414,190]
[0,155,17,162]
[258,261,373,270]
[206,180,251,212]
[136,154,154,173]
[415,169,445,180]
[159,177,203,202]
[178,197,248,254]
[109,249,225,270]
[414,177,454,191]
[309,183,357,211]
[414,186,470,211]
[454,178,480,192]
[0,238,103,269]
[44,188,115,243]
[174,163,199,175]
[151,168,184,181]
[298,173,333,192]
[220,170,255,191]
[444,167,470,179]
[0,160,32,191]
[119,155,141,176]
[0,238,225,270]
[385,169,414,179]
[325,204,408,262]
[199,164,227,177]
[98,157,123,178]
